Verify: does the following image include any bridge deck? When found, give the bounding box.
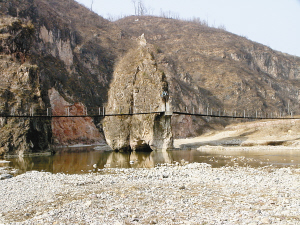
[0,111,298,120]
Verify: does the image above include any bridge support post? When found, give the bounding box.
[164,102,173,116]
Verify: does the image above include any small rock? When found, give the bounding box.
[120,213,128,218]
[90,194,97,199]
[282,210,290,215]
[93,164,97,168]
[261,217,270,224]
[84,201,92,207]
[0,174,13,180]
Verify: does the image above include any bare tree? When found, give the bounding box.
[132,0,149,16]
[132,0,137,15]
[91,0,94,11]
[137,0,147,16]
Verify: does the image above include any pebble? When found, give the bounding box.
[0,163,299,224]
[0,173,13,180]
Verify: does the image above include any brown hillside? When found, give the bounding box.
[0,0,134,153]
[115,16,300,116]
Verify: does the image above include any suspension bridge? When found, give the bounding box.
[0,105,297,120]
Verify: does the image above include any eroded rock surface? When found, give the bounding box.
[0,17,51,156]
[103,37,173,151]
[49,88,103,146]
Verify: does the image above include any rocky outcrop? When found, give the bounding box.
[0,17,51,156]
[103,36,173,151]
[0,0,125,154]
[49,88,103,146]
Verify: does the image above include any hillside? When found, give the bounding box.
[116,16,300,115]
[1,1,300,154]
[0,0,131,154]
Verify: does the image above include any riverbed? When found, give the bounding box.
[1,161,300,224]
[2,118,300,224]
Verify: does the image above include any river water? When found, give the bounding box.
[2,145,300,175]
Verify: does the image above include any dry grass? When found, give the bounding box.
[175,118,300,148]
[116,16,300,116]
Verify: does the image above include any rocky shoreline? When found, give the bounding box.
[1,162,300,224]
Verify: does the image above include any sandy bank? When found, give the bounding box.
[175,118,300,150]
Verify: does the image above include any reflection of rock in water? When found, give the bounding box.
[130,151,153,168]
[105,152,131,168]
[105,150,173,168]
[150,151,173,165]
[9,155,54,174]
[52,150,111,173]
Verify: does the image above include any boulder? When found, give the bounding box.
[103,37,173,151]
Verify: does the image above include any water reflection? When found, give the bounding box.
[5,147,300,175]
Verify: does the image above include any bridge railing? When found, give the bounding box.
[174,105,296,119]
[0,107,52,117]
[0,104,297,119]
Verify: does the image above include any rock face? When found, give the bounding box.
[0,0,126,154]
[49,88,103,146]
[0,17,51,156]
[103,37,173,151]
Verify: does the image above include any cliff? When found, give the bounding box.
[0,0,128,154]
[0,17,50,156]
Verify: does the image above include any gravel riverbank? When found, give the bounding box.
[1,162,300,224]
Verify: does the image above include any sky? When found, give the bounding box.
[75,0,300,57]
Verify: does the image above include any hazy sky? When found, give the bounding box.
[76,0,300,57]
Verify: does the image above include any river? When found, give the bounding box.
[2,145,300,175]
